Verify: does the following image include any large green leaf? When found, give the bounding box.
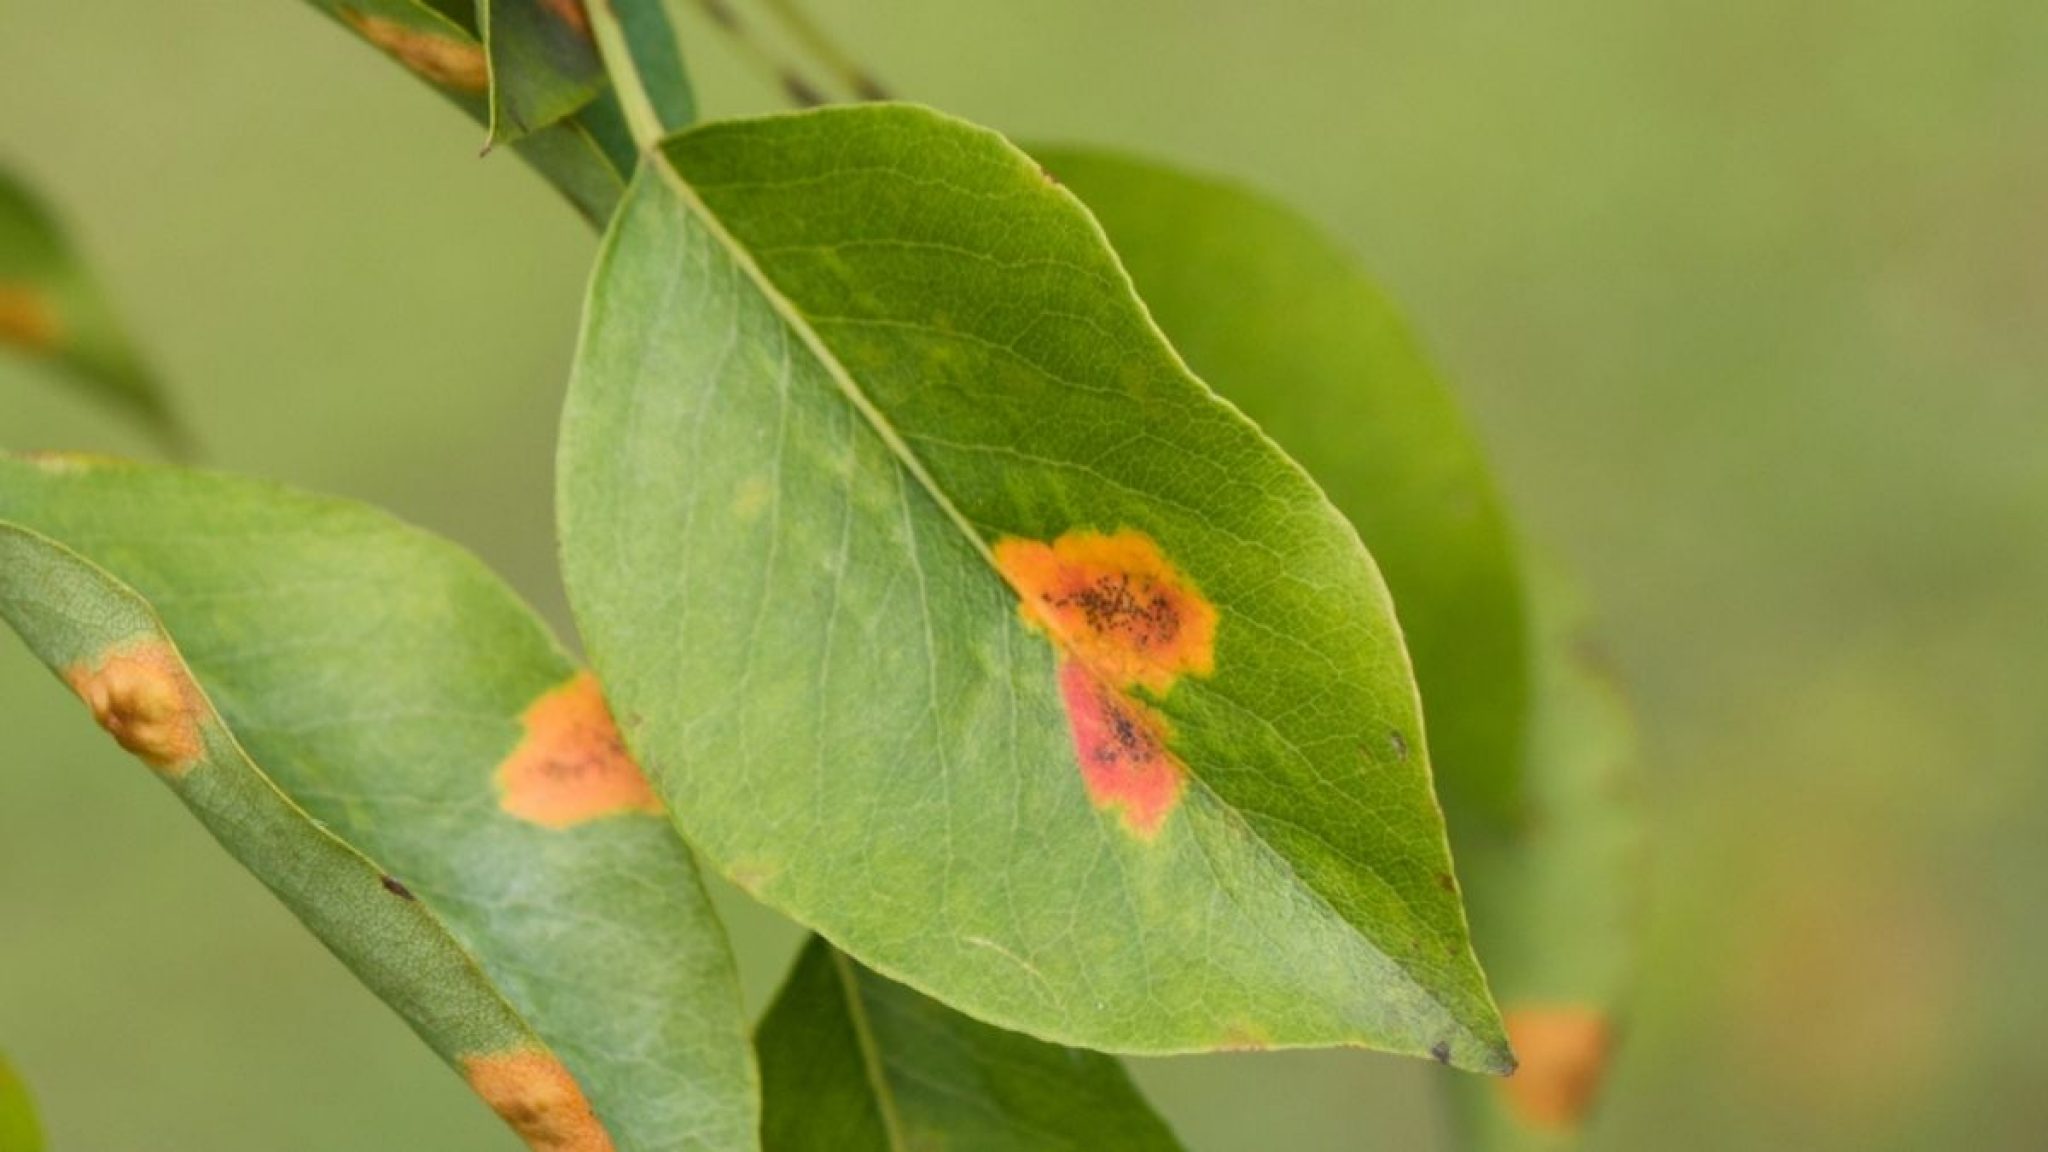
[758,937,1184,1152]
[559,103,1509,1071]
[481,0,607,147]
[1036,147,1530,829]
[1447,585,1644,1146]
[0,455,757,1152]
[0,1053,40,1152]
[0,168,184,452]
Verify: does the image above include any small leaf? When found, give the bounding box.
[481,0,607,148]
[1447,584,1645,1145]
[303,0,627,223]
[0,168,185,452]
[0,455,758,1152]
[0,1053,42,1152]
[1036,147,1531,829]
[758,937,1184,1152]
[559,104,1508,1070]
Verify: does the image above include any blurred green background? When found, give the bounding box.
[3,1,2043,1148]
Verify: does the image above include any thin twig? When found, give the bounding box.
[755,0,892,100]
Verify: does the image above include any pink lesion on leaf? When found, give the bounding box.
[496,671,664,829]
[995,528,1217,837]
[1057,660,1185,838]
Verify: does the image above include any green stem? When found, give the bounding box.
[588,0,668,148]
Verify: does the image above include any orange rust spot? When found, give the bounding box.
[541,0,591,37]
[1498,1006,1613,1132]
[0,283,62,352]
[63,640,206,776]
[463,1048,614,1152]
[1058,659,1184,837]
[342,9,489,92]
[497,672,663,829]
[995,529,1216,696]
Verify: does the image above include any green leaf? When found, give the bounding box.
[0,168,185,452]
[0,455,758,1152]
[0,1053,41,1152]
[1035,147,1531,829]
[559,103,1509,1071]
[1446,584,1645,1146]
[301,0,627,224]
[481,0,607,148]
[758,937,1184,1152]
[598,0,700,133]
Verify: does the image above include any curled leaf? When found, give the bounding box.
[0,455,758,1151]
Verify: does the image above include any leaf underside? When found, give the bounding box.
[559,103,1509,1071]
[758,937,1184,1152]
[0,168,184,451]
[0,455,758,1152]
[1034,147,1531,830]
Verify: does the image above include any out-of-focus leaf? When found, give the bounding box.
[0,1053,41,1152]
[0,455,758,1152]
[0,168,184,452]
[481,0,606,147]
[758,937,1184,1152]
[559,104,1509,1071]
[1036,147,1530,830]
[1447,582,1645,1146]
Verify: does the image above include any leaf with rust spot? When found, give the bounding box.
[0,1052,42,1152]
[0,167,185,452]
[758,937,1184,1152]
[1036,146,1532,831]
[0,456,758,1151]
[559,104,1509,1070]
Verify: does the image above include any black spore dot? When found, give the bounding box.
[1430,1041,1452,1065]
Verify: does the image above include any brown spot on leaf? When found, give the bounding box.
[342,9,489,92]
[0,283,62,352]
[63,640,206,776]
[463,1048,614,1152]
[995,528,1217,696]
[381,874,416,900]
[496,672,663,829]
[1498,1005,1612,1132]
[1430,1040,1452,1065]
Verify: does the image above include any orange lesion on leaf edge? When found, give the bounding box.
[1497,1005,1614,1132]
[0,283,63,353]
[341,8,490,93]
[462,1048,615,1152]
[62,639,207,777]
[994,528,1217,838]
[496,671,664,830]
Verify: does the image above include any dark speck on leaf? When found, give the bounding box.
[1388,729,1409,761]
[381,875,415,901]
[1436,872,1456,893]
[1430,1041,1452,1065]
